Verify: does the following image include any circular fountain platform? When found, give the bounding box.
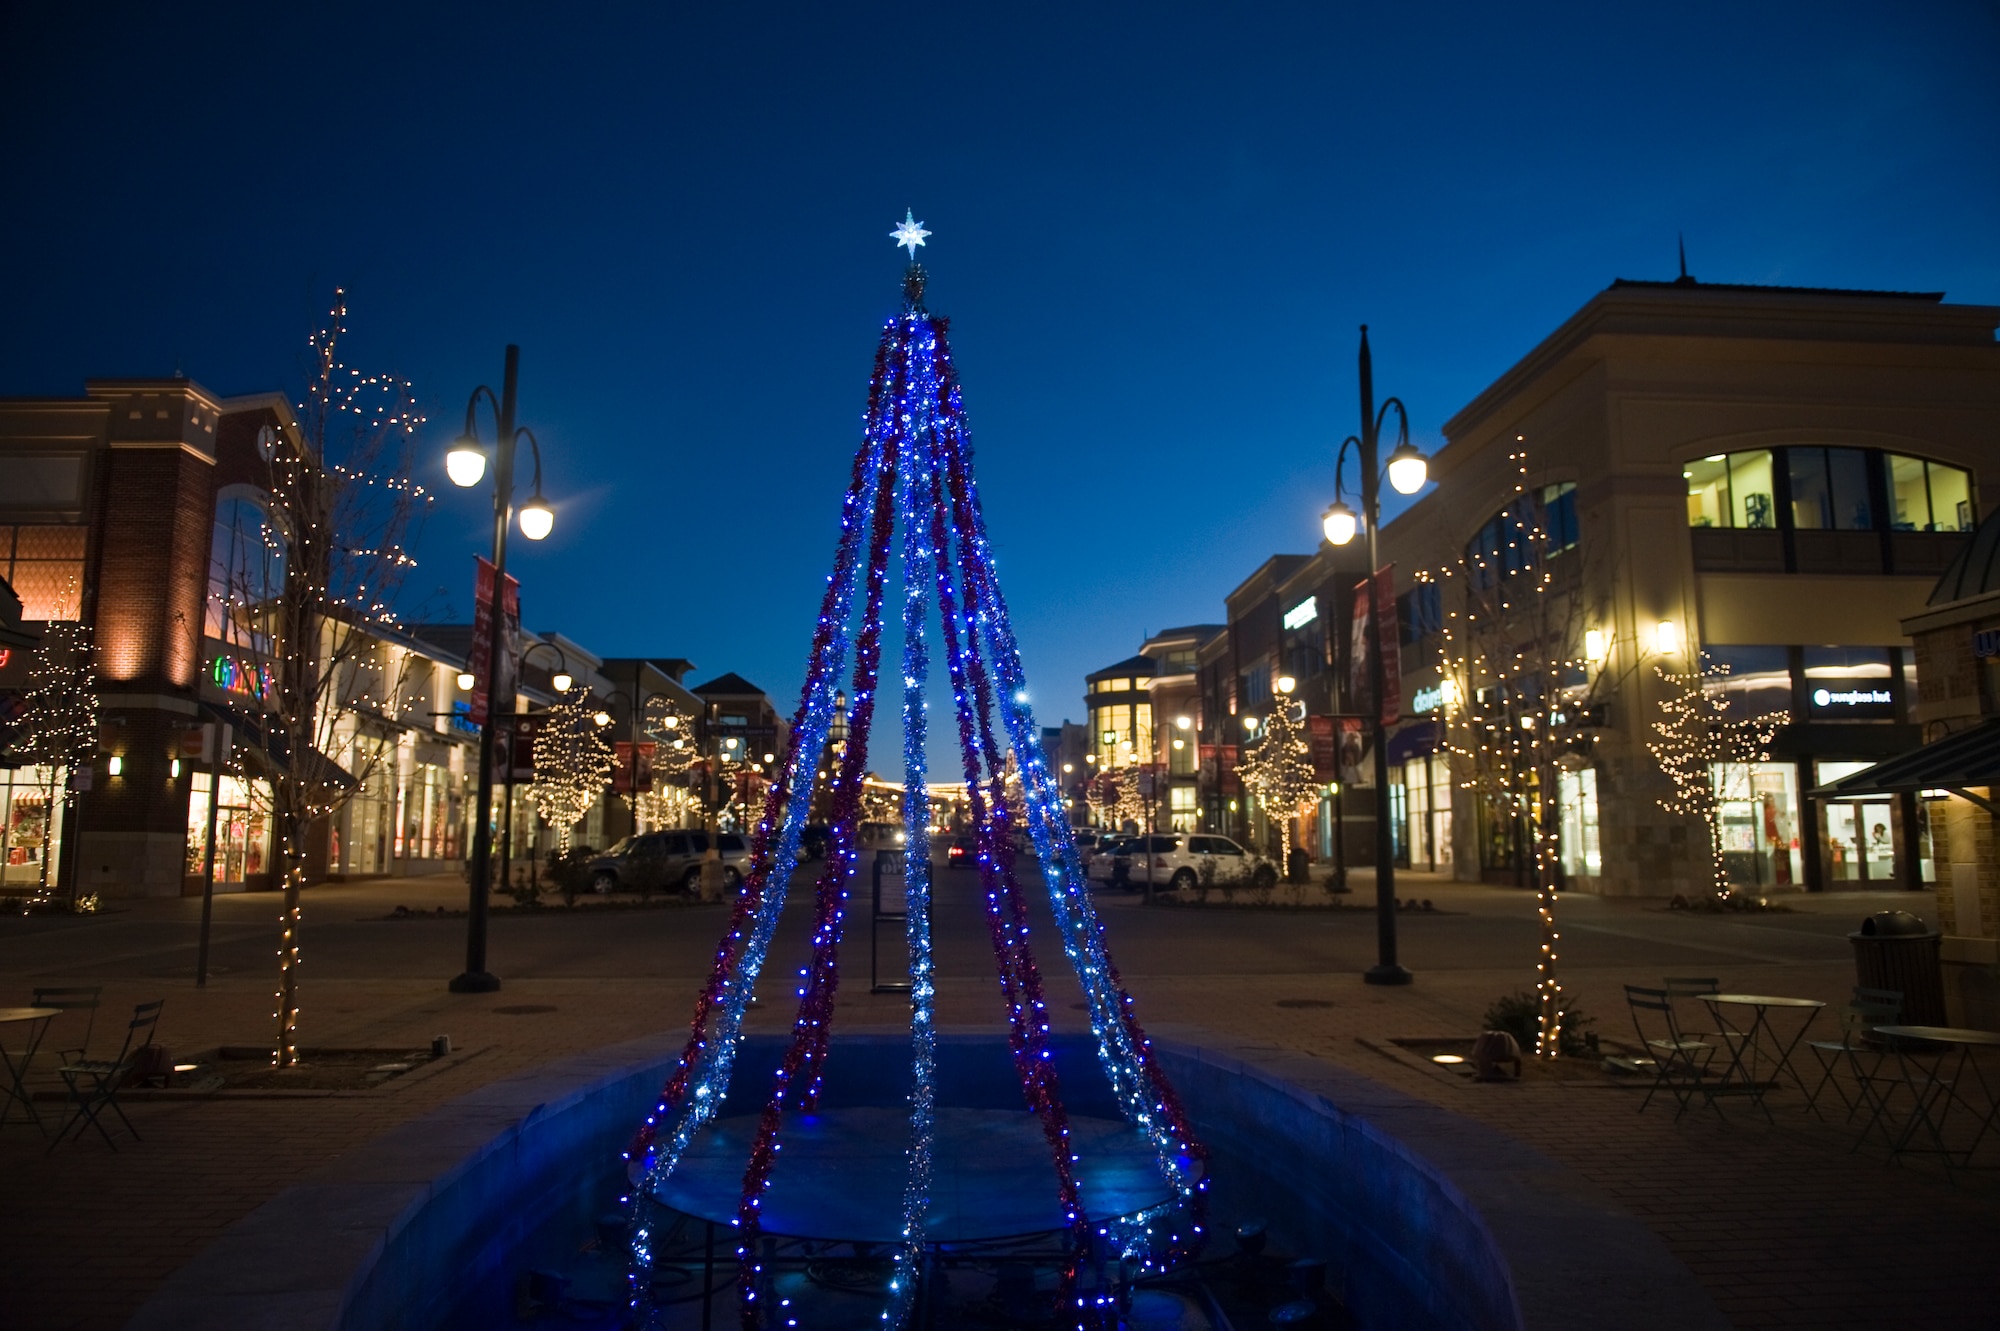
[653,1106,1174,1242]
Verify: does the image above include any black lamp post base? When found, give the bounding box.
[1362,963,1414,986]
[448,970,503,994]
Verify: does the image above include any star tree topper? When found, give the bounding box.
[890,208,931,257]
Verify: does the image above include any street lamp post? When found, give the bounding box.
[1321,325,1427,986]
[445,345,557,994]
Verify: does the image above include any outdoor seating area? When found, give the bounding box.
[1623,977,2000,1182]
[0,988,167,1153]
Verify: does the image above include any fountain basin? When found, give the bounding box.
[124,1029,1723,1331]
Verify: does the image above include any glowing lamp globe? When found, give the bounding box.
[1386,443,1429,495]
[1321,500,1358,546]
[594,710,612,727]
[518,496,555,541]
[456,670,476,690]
[552,671,574,693]
[445,438,487,488]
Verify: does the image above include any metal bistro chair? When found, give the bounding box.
[1662,976,1749,1051]
[1625,985,1716,1119]
[30,986,103,1065]
[48,999,163,1152]
[1802,987,1901,1121]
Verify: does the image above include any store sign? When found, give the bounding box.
[1283,596,1319,631]
[211,654,272,700]
[1809,685,1894,719]
[1411,684,1445,715]
[1973,628,2000,660]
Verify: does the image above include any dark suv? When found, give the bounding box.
[588,830,749,894]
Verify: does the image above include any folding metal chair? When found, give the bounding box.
[1802,988,1900,1120]
[30,986,102,1065]
[48,1000,163,1152]
[1663,976,1747,1050]
[1625,985,1716,1118]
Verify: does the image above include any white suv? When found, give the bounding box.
[1125,833,1277,892]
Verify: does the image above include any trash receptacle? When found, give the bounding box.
[1850,912,1947,1025]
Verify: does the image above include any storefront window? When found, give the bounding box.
[185,772,271,885]
[1707,646,1792,720]
[1816,760,1898,884]
[1803,647,1894,722]
[1168,784,1196,831]
[1557,767,1601,878]
[2,766,63,889]
[1711,761,1801,888]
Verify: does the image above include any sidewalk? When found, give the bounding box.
[0,871,1990,1329]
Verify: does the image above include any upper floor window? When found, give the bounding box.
[0,525,86,621]
[1686,451,1777,529]
[1399,583,1443,649]
[1686,447,1973,534]
[1467,483,1578,587]
[205,489,288,653]
[1887,454,1975,532]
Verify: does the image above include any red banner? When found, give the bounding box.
[469,556,520,728]
[1306,714,1337,778]
[1350,567,1401,728]
[612,741,656,795]
[1199,743,1241,796]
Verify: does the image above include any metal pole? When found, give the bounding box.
[196,722,229,987]
[498,719,516,897]
[1360,326,1412,984]
[451,345,517,993]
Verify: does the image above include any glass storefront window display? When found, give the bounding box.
[1400,754,1453,870]
[2,766,64,890]
[1557,767,1601,878]
[185,772,272,886]
[1816,760,1898,884]
[1711,761,1802,888]
[1706,645,1792,721]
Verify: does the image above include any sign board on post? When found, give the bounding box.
[468,556,521,728]
[494,712,544,783]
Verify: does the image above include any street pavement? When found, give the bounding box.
[1,863,1994,1329]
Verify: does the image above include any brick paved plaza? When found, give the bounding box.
[2,870,1994,1330]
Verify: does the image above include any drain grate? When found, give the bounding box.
[491,1004,558,1015]
[1274,998,1336,1009]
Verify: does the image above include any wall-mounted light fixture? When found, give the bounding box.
[1584,629,1607,664]
[1654,620,1679,655]
[107,755,124,777]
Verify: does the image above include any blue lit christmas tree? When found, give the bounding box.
[625,214,1206,1330]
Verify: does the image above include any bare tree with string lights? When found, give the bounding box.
[212,291,429,1067]
[1431,448,1633,1059]
[1649,658,1788,903]
[532,684,614,852]
[1237,685,1317,864]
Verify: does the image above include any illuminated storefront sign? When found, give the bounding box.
[1282,596,1318,631]
[211,654,273,700]
[1974,628,2000,660]
[1411,684,1445,715]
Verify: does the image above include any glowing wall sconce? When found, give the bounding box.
[1654,620,1679,655]
[1584,629,1607,664]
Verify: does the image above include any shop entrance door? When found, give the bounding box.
[1825,799,1896,884]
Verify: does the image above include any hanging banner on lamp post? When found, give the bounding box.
[1350,567,1402,728]
[468,556,521,728]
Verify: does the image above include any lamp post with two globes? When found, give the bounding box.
[1319,326,1427,986]
[445,345,558,994]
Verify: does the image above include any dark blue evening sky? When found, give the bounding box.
[4,3,1997,760]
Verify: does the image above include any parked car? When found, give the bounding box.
[1126,833,1277,892]
[588,830,750,894]
[945,834,977,869]
[1085,834,1141,884]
